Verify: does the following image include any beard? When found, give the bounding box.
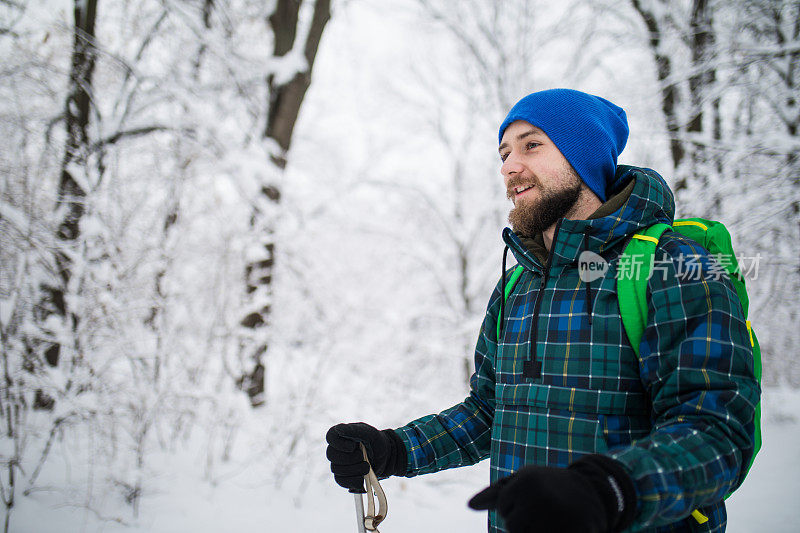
[507,166,582,237]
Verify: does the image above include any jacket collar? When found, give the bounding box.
[502,166,675,271]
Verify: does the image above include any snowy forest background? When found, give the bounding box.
[1,0,798,531]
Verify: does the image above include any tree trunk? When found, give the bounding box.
[238,0,331,407]
[630,0,685,177]
[686,0,718,198]
[631,0,719,194]
[31,0,99,409]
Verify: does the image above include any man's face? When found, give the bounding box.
[498,120,582,236]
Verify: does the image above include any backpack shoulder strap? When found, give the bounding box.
[497,265,524,340]
[617,223,672,359]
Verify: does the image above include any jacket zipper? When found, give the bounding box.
[522,219,562,379]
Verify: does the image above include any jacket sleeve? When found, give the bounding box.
[608,233,760,529]
[392,281,502,477]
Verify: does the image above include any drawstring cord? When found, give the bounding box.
[499,245,510,340]
[502,229,595,332]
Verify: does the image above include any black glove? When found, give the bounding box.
[468,454,637,533]
[325,422,408,492]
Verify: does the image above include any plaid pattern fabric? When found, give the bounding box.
[394,167,758,532]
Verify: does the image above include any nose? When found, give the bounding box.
[501,151,524,180]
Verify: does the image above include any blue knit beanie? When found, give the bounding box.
[498,88,629,202]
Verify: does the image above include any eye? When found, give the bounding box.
[500,151,509,162]
[526,141,541,150]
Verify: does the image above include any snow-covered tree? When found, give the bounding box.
[628,0,800,384]
[0,0,333,526]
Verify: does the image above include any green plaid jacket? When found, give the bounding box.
[394,167,759,532]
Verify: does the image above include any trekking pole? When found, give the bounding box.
[351,489,367,533]
[349,443,388,532]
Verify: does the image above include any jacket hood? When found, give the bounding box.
[502,165,676,271]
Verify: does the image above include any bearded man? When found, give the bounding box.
[326,89,759,533]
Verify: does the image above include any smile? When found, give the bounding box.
[514,184,534,195]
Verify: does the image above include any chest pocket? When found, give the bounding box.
[496,382,649,416]
[491,383,651,468]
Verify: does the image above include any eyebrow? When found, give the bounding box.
[498,128,544,153]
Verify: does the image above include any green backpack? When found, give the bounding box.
[498,217,762,524]
[618,218,762,523]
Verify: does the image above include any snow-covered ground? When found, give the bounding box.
[13,386,800,532]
